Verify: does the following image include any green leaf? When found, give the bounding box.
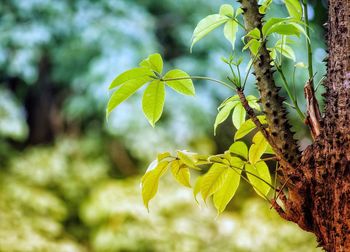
[157,152,171,161]
[142,80,166,127]
[265,144,275,154]
[246,95,261,111]
[213,168,241,213]
[193,176,203,203]
[229,141,248,160]
[214,101,238,134]
[177,150,198,169]
[243,38,261,56]
[107,77,149,115]
[109,67,153,90]
[262,18,290,36]
[245,28,261,40]
[200,163,228,201]
[224,19,239,50]
[218,95,240,110]
[234,115,266,140]
[171,160,191,187]
[259,0,273,14]
[139,53,163,74]
[249,131,268,164]
[219,4,234,17]
[276,44,296,61]
[267,23,302,37]
[191,14,228,52]
[141,161,169,210]
[232,103,246,129]
[284,0,302,20]
[163,69,195,96]
[229,156,245,168]
[235,7,244,17]
[245,161,271,198]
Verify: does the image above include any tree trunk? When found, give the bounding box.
[276,0,350,251]
[240,0,350,251]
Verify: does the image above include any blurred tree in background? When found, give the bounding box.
[0,0,327,251]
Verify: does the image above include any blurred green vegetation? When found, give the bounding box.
[0,0,327,251]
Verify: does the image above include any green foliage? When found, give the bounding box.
[191,4,242,52]
[107,53,194,126]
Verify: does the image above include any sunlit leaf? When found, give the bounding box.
[245,28,261,40]
[141,161,169,210]
[193,176,203,203]
[234,115,266,140]
[249,131,268,164]
[229,156,245,168]
[107,77,149,116]
[191,14,228,52]
[163,69,195,96]
[109,67,153,90]
[219,4,234,17]
[142,80,165,127]
[224,19,239,50]
[245,161,271,198]
[218,95,240,110]
[229,141,248,160]
[284,0,302,20]
[177,150,199,169]
[246,95,261,111]
[200,163,228,201]
[232,103,246,129]
[243,38,261,56]
[214,101,238,134]
[259,0,273,14]
[157,152,171,161]
[213,168,241,213]
[171,160,191,187]
[139,53,163,74]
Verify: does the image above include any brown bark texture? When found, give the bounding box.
[240,0,350,251]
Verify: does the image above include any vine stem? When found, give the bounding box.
[302,0,314,82]
[161,76,235,91]
[276,66,305,120]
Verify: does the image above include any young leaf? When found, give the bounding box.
[275,44,296,61]
[249,131,268,164]
[171,160,191,187]
[245,161,271,198]
[139,53,163,74]
[177,150,198,169]
[234,115,266,140]
[267,23,302,37]
[219,4,234,17]
[259,0,273,14]
[245,28,261,40]
[213,168,241,213]
[141,161,169,210]
[224,19,239,50]
[157,152,171,162]
[193,176,203,203]
[229,141,248,160]
[200,163,228,201]
[262,18,287,36]
[284,0,302,20]
[243,38,261,56]
[246,95,261,111]
[163,69,195,96]
[191,14,228,52]
[142,80,166,127]
[214,101,238,134]
[218,95,240,110]
[109,68,153,90]
[107,77,150,116]
[229,156,245,168]
[232,103,246,129]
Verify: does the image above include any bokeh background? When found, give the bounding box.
[0,0,328,251]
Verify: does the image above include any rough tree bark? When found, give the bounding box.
[239,0,350,251]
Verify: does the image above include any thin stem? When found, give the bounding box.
[302,0,314,83]
[236,65,242,87]
[242,44,263,89]
[231,18,246,31]
[162,76,235,91]
[276,66,305,120]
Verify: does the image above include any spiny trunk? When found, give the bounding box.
[240,0,350,251]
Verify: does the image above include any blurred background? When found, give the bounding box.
[0,0,327,251]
